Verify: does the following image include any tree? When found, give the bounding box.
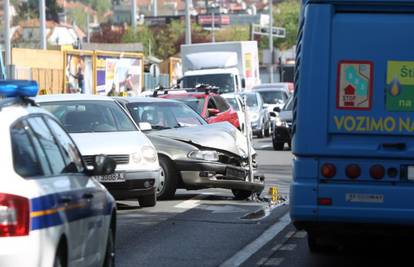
[215,25,250,42]
[91,23,125,43]
[273,0,300,50]
[18,0,63,22]
[122,26,155,56]
[67,7,87,32]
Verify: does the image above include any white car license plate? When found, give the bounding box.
[94,173,125,183]
[408,166,414,181]
[346,193,384,203]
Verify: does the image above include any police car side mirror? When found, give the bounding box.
[270,112,277,118]
[273,107,281,113]
[91,155,116,176]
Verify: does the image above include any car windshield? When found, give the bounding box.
[182,74,235,94]
[178,98,205,114]
[223,97,239,111]
[126,101,207,130]
[39,100,137,133]
[258,91,285,105]
[239,93,258,108]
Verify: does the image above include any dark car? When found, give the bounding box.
[115,97,265,200]
[272,96,293,150]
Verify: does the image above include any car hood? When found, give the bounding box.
[70,131,152,156]
[151,122,254,157]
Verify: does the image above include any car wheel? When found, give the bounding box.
[232,189,252,200]
[257,125,265,138]
[157,156,178,200]
[103,227,115,267]
[287,140,292,150]
[138,193,157,207]
[264,123,271,137]
[53,242,65,267]
[273,139,284,151]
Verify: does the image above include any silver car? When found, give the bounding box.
[116,97,265,200]
[239,92,271,138]
[37,94,160,207]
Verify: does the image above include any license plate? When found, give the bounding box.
[346,193,384,203]
[226,167,246,179]
[94,173,125,183]
[408,166,414,181]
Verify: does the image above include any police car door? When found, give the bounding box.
[44,116,109,265]
[26,115,96,265]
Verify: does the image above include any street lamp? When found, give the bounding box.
[211,2,219,43]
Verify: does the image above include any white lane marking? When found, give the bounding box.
[293,231,307,239]
[271,244,282,251]
[174,194,210,209]
[257,144,273,149]
[279,244,297,251]
[201,205,247,213]
[263,258,284,266]
[220,213,291,267]
[285,231,295,239]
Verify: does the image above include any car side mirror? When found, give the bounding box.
[208,108,220,116]
[270,112,277,118]
[139,122,152,131]
[90,155,116,176]
[273,107,281,113]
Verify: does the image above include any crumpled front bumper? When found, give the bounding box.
[175,160,265,192]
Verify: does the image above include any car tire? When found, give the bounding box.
[53,242,65,267]
[264,123,271,137]
[103,227,115,267]
[257,125,265,138]
[232,189,252,200]
[138,193,157,207]
[273,140,284,151]
[157,156,178,200]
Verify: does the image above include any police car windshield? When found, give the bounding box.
[40,100,137,133]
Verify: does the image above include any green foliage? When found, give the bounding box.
[215,26,250,42]
[17,0,63,22]
[274,0,300,50]
[122,26,155,56]
[67,7,87,31]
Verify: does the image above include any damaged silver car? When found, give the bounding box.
[115,97,265,200]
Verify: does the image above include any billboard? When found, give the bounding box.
[95,53,144,96]
[64,51,94,94]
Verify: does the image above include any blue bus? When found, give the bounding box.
[290,0,414,251]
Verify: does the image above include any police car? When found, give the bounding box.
[0,81,117,267]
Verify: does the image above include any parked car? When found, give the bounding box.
[221,93,250,137]
[272,95,293,150]
[36,94,160,207]
[0,81,116,267]
[115,97,265,200]
[157,90,241,130]
[238,91,271,138]
[252,83,291,95]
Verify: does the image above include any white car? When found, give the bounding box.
[0,81,116,267]
[37,94,160,207]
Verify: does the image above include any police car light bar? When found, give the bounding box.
[0,80,39,97]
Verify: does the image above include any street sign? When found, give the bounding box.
[252,24,286,38]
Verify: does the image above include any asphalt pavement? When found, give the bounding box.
[115,137,293,267]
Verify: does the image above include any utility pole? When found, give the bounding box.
[153,0,157,17]
[4,0,11,71]
[86,14,90,43]
[211,7,215,42]
[268,0,273,83]
[40,0,46,49]
[131,0,137,29]
[185,0,191,44]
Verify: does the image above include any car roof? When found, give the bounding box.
[0,97,52,126]
[35,94,115,102]
[160,92,211,99]
[114,96,182,104]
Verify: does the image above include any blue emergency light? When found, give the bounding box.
[0,80,39,97]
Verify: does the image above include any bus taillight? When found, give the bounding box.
[321,163,336,178]
[370,165,385,180]
[346,164,361,179]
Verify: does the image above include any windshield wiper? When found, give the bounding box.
[151,125,172,130]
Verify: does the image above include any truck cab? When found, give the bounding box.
[181,68,242,94]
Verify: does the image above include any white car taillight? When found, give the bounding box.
[0,193,30,237]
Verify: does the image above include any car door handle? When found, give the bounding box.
[82,193,94,200]
[58,196,72,204]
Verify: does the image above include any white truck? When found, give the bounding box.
[180,41,260,93]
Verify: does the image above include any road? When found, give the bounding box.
[115,137,410,267]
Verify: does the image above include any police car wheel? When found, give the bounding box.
[53,244,66,267]
[103,228,115,267]
[273,140,284,151]
[138,193,157,207]
[232,189,252,200]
